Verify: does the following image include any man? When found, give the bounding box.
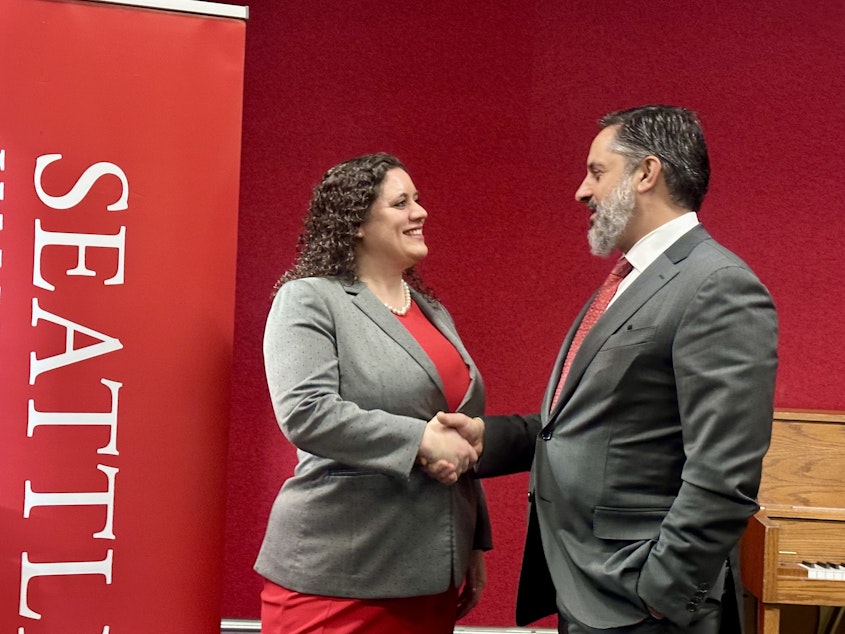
[437,105,778,633]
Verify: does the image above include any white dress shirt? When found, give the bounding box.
[609,212,700,307]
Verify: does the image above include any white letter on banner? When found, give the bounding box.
[24,465,118,539]
[18,625,109,634]
[27,378,121,455]
[29,299,123,384]
[33,220,126,291]
[34,154,128,211]
[19,550,113,620]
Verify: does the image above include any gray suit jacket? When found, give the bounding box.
[255,276,491,598]
[479,227,778,631]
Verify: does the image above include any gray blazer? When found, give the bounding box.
[255,276,491,599]
[479,227,778,631]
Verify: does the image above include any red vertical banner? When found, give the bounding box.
[0,0,246,632]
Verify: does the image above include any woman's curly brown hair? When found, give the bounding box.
[274,152,434,299]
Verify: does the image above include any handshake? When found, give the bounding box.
[417,412,485,485]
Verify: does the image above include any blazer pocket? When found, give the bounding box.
[326,468,382,479]
[601,325,657,351]
[592,506,668,541]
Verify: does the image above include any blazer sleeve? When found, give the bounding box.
[263,280,425,479]
[472,480,494,551]
[475,413,542,478]
[637,265,778,624]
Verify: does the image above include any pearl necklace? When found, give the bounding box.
[384,281,412,316]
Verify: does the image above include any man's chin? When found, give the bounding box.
[588,232,614,257]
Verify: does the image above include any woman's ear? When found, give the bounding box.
[636,156,662,193]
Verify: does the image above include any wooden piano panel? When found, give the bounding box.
[769,517,845,605]
[773,516,845,565]
[741,409,845,634]
[759,410,845,512]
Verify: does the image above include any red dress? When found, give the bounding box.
[261,581,460,634]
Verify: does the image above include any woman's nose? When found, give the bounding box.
[411,201,428,219]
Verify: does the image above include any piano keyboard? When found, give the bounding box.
[799,562,845,581]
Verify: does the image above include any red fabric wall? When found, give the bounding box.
[222,0,845,626]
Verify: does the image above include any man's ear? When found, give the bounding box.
[636,156,662,193]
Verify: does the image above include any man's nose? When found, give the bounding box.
[574,179,591,203]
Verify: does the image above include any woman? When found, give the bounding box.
[256,153,491,633]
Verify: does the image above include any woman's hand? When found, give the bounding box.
[417,413,478,484]
[456,549,486,620]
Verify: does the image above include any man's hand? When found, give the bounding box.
[437,412,484,456]
[417,412,478,484]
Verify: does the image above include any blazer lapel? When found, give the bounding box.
[550,226,712,417]
[342,280,446,398]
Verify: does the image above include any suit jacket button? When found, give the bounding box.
[540,430,552,441]
[686,601,697,612]
[528,492,535,503]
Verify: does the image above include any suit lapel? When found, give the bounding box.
[341,280,481,407]
[541,300,591,421]
[549,226,712,417]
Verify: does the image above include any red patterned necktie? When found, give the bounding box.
[551,256,633,409]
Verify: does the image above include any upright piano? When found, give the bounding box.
[741,409,845,634]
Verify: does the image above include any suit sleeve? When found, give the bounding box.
[475,413,542,478]
[637,265,778,624]
[263,280,425,478]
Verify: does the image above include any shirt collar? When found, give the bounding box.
[623,212,700,272]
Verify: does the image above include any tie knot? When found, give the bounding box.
[611,257,633,279]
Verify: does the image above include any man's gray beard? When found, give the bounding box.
[587,174,636,257]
